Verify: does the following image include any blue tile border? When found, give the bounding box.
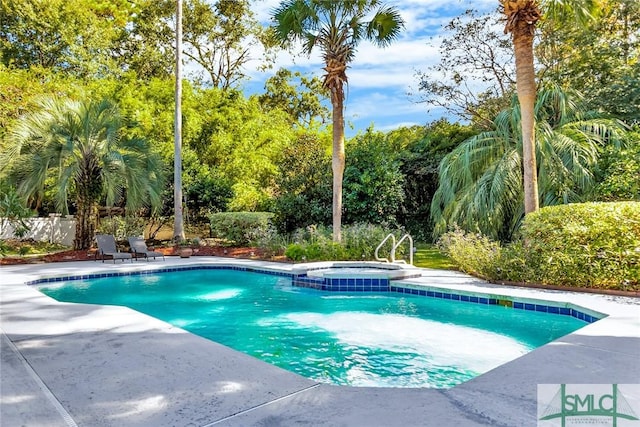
[29,265,600,324]
[27,265,293,286]
[387,285,600,324]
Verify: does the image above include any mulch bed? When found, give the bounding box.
[0,246,287,265]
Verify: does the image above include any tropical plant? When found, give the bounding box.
[0,185,33,238]
[500,0,598,216]
[431,86,627,241]
[3,96,164,250]
[272,0,404,242]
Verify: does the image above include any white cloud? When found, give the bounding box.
[345,91,422,120]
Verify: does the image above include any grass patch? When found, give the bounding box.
[413,244,457,270]
[0,239,69,257]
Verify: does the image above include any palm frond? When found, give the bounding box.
[367,7,405,46]
[5,95,165,248]
[431,86,630,240]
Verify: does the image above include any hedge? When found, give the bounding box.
[519,201,639,289]
[439,201,640,290]
[209,212,275,246]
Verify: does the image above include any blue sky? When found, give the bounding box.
[239,0,500,137]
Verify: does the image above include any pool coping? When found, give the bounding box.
[1,257,639,426]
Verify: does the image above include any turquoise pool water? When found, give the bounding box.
[39,269,587,388]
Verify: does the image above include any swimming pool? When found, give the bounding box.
[38,268,589,388]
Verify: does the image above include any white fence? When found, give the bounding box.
[0,214,75,246]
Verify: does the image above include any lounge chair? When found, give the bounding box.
[95,234,133,263]
[128,236,165,261]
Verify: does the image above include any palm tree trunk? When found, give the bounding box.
[331,91,345,243]
[173,0,185,242]
[513,28,539,214]
[74,198,96,250]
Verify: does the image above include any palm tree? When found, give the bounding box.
[431,86,627,241]
[500,0,597,215]
[174,0,186,242]
[272,0,404,242]
[5,97,164,250]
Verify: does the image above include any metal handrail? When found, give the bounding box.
[375,233,396,262]
[391,234,414,265]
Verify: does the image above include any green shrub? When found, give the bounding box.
[288,225,337,261]
[18,244,31,256]
[209,212,275,246]
[519,201,640,289]
[284,223,407,262]
[254,226,290,258]
[437,227,502,278]
[284,243,305,261]
[341,223,400,260]
[438,202,640,290]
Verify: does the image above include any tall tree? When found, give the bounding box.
[273,132,332,233]
[431,86,627,241]
[536,0,640,124]
[258,68,330,127]
[343,128,405,226]
[183,0,274,89]
[500,0,597,215]
[416,10,515,129]
[174,0,185,241]
[272,0,404,242]
[114,0,176,80]
[4,97,164,249]
[0,0,132,78]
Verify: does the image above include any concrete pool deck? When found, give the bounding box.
[1,257,638,426]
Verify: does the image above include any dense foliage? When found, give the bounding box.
[209,212,275,246]
[397,121,477,240]
[272,133,332,233]
[537,0,640,124]
[593,132,640,201]
[343,129,405,226]
[431,86,628,241]
[439,202,640,290]
[519,202,640,288]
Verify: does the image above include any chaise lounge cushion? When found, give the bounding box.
[95,234,133,263]
[128,236,165,261]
